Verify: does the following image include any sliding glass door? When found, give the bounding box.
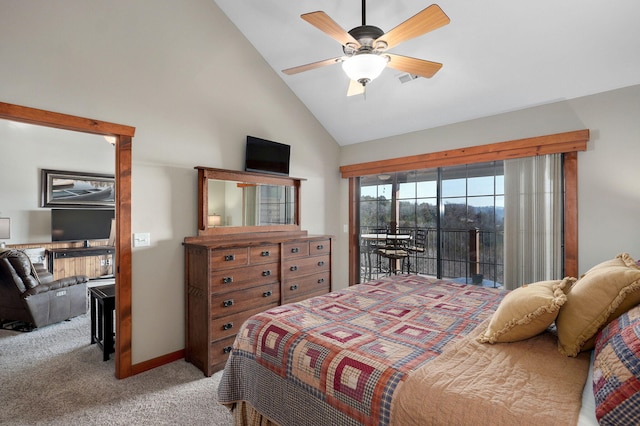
[358,161,504,287]
[343,130,586,288]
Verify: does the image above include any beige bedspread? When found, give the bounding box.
[391,320,590,426]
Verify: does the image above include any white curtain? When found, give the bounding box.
[503,154,563,289]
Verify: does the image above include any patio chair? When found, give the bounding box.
[377,235,410,275]
[406,229,427,274]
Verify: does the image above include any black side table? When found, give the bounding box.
[89,284,115,361]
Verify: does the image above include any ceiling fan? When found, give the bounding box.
[282,1,450,96]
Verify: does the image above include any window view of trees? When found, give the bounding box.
[359,162,504,286]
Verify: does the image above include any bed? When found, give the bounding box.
[218,254,640,426]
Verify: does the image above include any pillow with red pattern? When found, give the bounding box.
[592,303,640,425]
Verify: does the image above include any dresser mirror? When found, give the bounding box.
[196,167,303,236]
[207,179,296,227]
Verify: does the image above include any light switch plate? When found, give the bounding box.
[133,232,150,247]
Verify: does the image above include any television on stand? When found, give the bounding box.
[245,135,291,176]
[51,208,115,248]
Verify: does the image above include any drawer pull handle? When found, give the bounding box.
[291,247,299,253]
[223,322,233,330]
[290,266,298,272]
[263,291,273,297]
[261,251,270,257]
[318,278,325,284]
[223,346,233,354]
[223,299,234,308]
[317,244,324,250]
[262,270,271,277]
[317,261,325,267]
[223,277,233,284]
[224,254,235,261]
[290,284,298,291]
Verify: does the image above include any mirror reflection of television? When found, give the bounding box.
[51,209,115,246]
[245,136,290,176]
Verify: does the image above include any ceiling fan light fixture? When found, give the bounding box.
[342,53,387,85]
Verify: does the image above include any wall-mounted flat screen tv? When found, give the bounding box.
[51,208,115,246]
[245,135,290,176]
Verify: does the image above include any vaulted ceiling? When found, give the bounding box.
[214,0,640,146]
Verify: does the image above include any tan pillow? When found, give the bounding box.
[477,277,574,344]
[556,253,640,356]
[580,253,629,278]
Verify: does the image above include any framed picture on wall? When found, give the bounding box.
[41,169,115,208]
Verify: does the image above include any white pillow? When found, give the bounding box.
[20,247,47,269]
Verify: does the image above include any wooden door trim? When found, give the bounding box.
[339,129,588,178]
[0,101,135,379]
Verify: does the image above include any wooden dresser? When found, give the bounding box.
[184,232,332,376]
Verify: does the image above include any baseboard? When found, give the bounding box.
[131,349,185,376]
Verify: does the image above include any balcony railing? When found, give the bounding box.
[359,227,504,287]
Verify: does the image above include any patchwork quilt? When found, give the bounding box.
[593,304,640,425]
[217,275,506,425]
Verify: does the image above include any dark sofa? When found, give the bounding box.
[0,248,89,329]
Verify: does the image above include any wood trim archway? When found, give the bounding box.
[0,101,135,379]
[340,129,589,286]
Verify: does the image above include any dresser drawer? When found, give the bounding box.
[249,244,280,265]
[283,254,330,280]
[283,271,330,301]
[210,335,237,371]
[211,303,278,341]
[209,247,249,270]
[210,262,279,293]
[282,241,309,259]
[309,239,331,256]
[285,287,330,305]
[211,282,280,319]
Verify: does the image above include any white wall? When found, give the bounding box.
[340,84,640,275]
[0,0,341,363]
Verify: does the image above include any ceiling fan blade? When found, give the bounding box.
[386,53,443,78]
[347,79,365,97]
[375,4,450,50]
[282,57,344,75]
[301,11,361,48]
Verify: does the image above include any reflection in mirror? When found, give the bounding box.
[207,180,296,227]
[197,166,303,236]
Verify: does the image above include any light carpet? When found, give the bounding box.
[0,314,233,425]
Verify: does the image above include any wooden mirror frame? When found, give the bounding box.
[0,102,135,379]
[196,166,305,236]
